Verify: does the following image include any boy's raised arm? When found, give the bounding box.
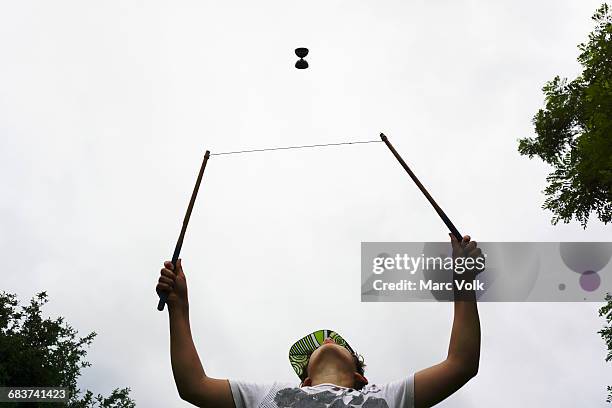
[157,259,235,408]
[414,234,481,408]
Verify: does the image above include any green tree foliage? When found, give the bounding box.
[600,293,612,404]
[518,3,612,228]
[0,292,135,407]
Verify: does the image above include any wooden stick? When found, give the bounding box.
[157,150,211,311]
[379,133,463,242]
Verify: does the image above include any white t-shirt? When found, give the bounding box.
[229,376,414,408]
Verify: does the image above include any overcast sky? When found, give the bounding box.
[1,0,611,407]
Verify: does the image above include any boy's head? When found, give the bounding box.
[289,330,368,390]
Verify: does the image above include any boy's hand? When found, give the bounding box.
[449,234,485,275]
[156,259,188,309]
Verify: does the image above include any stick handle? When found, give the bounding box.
[157,150,211,311]
[379,133,463,242]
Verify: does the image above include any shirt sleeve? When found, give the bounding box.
[376,375,415,408]
[229,380,295,408]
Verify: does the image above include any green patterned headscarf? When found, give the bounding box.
[289,329,355,380]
